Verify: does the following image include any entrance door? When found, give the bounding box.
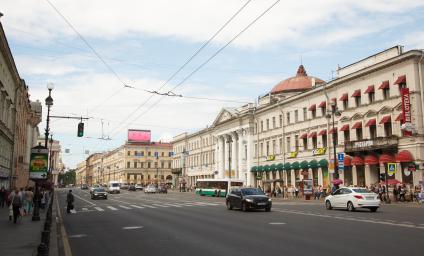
[356,165,365,187]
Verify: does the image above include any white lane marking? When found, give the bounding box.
[269,222,286,225]
[119,205,132,209]
[82,208,88,211]
[109,199,132,205]
[130,205,144,209]
[153,204,170,208]
[122,226,143,230]
[274,209,423,229]
[72,193,96,206]
[94,207,104,212]
[69,234,87,238]
[107,206,118,211]
[141,205,157,208]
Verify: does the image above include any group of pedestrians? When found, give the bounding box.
[266,185,301,198]
[0,186,50,224]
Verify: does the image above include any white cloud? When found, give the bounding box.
[15,55,81,76]
[401,31,424,50]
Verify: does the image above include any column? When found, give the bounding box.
[246,128,254,186]
[214,136,219,178]
[218,136,225,179]
[318,168,323,186]
[291,169,296,186]
[364,164,371,187]
[352,165,358,185]
[231,133,237,179]
[237,130,244,181]
[224,135,230,178]
[395,163,402,181]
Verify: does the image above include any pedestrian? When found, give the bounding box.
[294,186,299,198]
[8,188,23,223]
[25,188,34,214]
[0,186,6,208]
[66,190,74,213]
[393,185,398,202]
[40,189,46,209]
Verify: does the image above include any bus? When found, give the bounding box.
[195,178,244,197]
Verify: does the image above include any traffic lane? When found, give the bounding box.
[272,202,424,225]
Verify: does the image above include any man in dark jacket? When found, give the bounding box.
[66,190,74,213]
[9,188,22,223]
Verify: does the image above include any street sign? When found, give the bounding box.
[387,162,397,176]
[337,152,344,162]
[29,146,49,180]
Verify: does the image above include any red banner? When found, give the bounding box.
[401,88,412,136]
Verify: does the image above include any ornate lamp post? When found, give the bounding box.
[326,101,341,179]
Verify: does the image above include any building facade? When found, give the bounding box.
[172,46,424,192]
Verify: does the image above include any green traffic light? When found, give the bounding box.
[77,122,84,137]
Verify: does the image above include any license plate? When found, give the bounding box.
[258,202,266,206]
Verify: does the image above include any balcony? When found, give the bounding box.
[344,136,398,153]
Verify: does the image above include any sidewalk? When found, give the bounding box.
[0,200,59,256]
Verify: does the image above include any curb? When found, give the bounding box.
[55,191,73,256]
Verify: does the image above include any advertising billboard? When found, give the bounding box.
[128,129,151,143]
[29,146,49,180]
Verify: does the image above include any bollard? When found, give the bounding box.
[37,242,48,256]
[41,230,50,246]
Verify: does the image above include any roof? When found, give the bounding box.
[270,65,325,94]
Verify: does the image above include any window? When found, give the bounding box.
[356,128,363,140]
[279,115,283,127]
[266,141,270,156]
[286,137,291,153]
[303,138,308,150]
[255,123,258,134]
[303,107,307,121]
[127,162,130,168]
[384,122,392,137]
[287,112,291,124]
[161,162,164,168]
[272,117,276,129]
[369,125,377,139]
[266,119,269,130]
[260,143,263,156]
[148,151,151,156]
[368,92,375,103]
[141,151,144,156]
[168,152,173,157]
[155,162,158,168]
[294,110,298,122]
[343,100,348,110]
[127,151,131,156]
[148,162,151,168]
[244,145,247,159]
[279,138,283,154]
[344,130,350,142]
[295,135,299,151]
[260,121,264,132]
[312,137,317,148]
[383,88,390,99]
[141,162,144,168]
[322,134,327,148]
[168,162,172,168]
[134,162,137,168]
[321,106,326,117]
[272,140,276,154]
[355,96,361,107]
[255,144,258,157]
[161,152,164,157]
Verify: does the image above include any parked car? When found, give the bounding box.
[120,183,129,190]
[158,185,167,194]
[226,187,272,212]
[135,184,144,190]
[128,185,137,191]
[325,187,380,212]
[81,184,88,190]
[144,185,158,194]
[107,181,120,194]
[91,188,108,200]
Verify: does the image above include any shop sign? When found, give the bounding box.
[312,147,326,156]
[387,163,397,176]
[353,140,374,149]
[29,146,49,180]
[266,155,275,161]
[303,179,313,195]
[401,88,412,136]
[288,151,298,158]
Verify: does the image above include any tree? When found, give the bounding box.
[59,169,76,186]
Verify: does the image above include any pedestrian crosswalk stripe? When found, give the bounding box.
[163,203,182,207]
[82,208,88,211]
[107,206,118,211]
[130,205,144,209]
[119,205,131,209]
[152,204,169,207]
[94,207,104,211]
[141,205,157,208]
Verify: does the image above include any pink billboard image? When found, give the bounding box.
[128,129,151,142]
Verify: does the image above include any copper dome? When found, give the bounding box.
[271,65,325,94]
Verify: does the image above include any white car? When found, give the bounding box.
[325,187,380,212]
[89,184,101,194]
[135,184,144,190]
[144,185,157,194]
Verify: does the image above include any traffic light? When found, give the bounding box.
[77,122,84,137]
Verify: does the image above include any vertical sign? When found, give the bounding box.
[387,163,397,176]
[337,153,345,172]
[29,146,49,179]
[401,88,412,136]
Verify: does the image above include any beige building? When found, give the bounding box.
[173,46,424,192]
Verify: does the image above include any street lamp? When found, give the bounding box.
[326,101,341,180]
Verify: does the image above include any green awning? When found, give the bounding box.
[264,165,271,172]
[291,161,300,170]
[318,159,329,168]
[250,166,257,172]
[270,164,277,171]
[284,162,291,170]
[276,163,284,171]
[300,160,309,169]
[309,159,318,169]
[257,166,265,172]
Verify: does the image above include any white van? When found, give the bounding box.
[108,181,120,194]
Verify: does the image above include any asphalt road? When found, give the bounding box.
[57,188,424,256]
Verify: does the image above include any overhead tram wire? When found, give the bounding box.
[105,0,253,137]
[110,0,281,138]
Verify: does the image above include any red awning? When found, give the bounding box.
[364,155,379,165]
[379,154,395,164]
[328,127,337,134]
[379,115,391,124]
[318,101,326,108]
[299,133,308,139]
[309,104,316,111]
[318,129,327,136]
[331,98,337,102]
[394,75,406,85]
[364,85,375,94]
[308,132,317,138]
[351,121,362,129]
[351,89,361,97]
[351,156,364,166]
[395,113,404,122]
[340,124,349,131]
[396,150,414,162]
[378,81,390,89]
[337,155,352,167]
[365,119,376,127]
[339,93,348,101]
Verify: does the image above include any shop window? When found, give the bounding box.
[344,130,350,142]
[369,125,377,139]
[312,137,317,148]
[322,134,327,148]
[356,128,363,140]
[384,123,392,137]
[383,88,390,100]
[303,138,308,150]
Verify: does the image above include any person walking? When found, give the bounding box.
[294,186,299,198]
[25,188,34,214]
[66,190,74,213]
[8,188,23,223]
[0,186,6,208]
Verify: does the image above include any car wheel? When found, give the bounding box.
[226,201,233,210]
[325,200,332,210]
[370,207,378,212]
[347,201,355,212]
[242,202,248,212]
[265,207,271,212]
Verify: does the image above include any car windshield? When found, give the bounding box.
[352,188,372,193]
[241,188,265,195]
[94,188,105,192]
[111,184,119,187]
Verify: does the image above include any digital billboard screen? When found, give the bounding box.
[128,129,151,143]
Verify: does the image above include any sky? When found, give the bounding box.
[1,0,424,169]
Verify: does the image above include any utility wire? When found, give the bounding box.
[106,0,253,137]
[112,0,281,138]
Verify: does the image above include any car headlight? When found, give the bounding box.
[246,199,254,203]
[268,198,272,202]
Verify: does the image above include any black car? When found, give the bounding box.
[81,184,88,190]
[226,188,271,212]
[128,185,136,191]
[158,185,168,194]
[91,188,108,200]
